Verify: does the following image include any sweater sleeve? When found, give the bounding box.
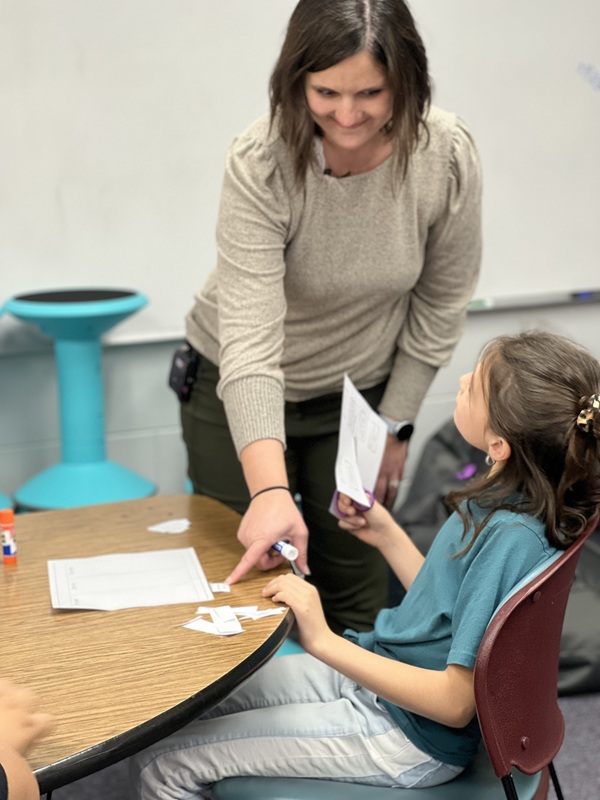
[379,117,482,422]
[215,122,296,455]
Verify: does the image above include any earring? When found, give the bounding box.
[485,454,495,467]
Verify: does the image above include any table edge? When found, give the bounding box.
[35,611,294,794]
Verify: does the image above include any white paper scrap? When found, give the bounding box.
[209,582,231,593]
[238,608,286,620]
[189,604,284,631]
[147,518,191,534]
[210,605,244,635]
[229,606,259,616]
[183,615,244,636]
[183,616,244,636]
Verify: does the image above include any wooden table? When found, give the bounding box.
[0,494,294,794]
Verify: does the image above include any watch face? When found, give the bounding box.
[396,423,414,442]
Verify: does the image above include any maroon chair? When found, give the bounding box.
[473,513,598,800]
[213,514,598,800]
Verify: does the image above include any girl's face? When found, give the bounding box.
[304,50,393,154]
[454,363,490,452]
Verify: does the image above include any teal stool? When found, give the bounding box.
[274,639,305,657]
[4,289,155,510]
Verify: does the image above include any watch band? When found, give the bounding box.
[379,414,414,442]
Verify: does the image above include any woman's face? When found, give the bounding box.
[304,50,393,153]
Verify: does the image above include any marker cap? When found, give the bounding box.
[273,541,299,561]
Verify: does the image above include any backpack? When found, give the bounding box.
[392,418,600,695]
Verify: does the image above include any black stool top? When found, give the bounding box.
[15,289,136,303]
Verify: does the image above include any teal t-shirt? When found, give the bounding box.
[345,506,556,767]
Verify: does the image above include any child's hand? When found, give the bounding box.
[336,493,397,551]
[262,574,333,655]
[0,680,54,756]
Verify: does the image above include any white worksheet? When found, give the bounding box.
[47,547,214,610]
[334,374,388,506]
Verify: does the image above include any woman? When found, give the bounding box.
[179,0,482,634]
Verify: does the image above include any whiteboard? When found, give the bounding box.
[1,0,599,345]
[414,0,600,304]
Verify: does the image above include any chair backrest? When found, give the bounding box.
[474,514,599,779]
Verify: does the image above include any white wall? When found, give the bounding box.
[1,0,599,347]
[1,0,599,506]
[1,302,598,507]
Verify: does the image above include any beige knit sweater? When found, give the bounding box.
[186,107,482,455]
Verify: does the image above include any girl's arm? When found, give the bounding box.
[337,494,424,591]
[263,575,475,729]
[321,629,474,729]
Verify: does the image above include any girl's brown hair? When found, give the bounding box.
[269,0,431,184]
[448,331,600,551]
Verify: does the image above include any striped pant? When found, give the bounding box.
[129,653,462,799]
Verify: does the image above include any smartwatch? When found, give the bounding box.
[380,414,414,442]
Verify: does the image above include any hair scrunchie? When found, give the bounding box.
[576,393,600,433]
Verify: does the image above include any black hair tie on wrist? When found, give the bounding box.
[250,485,291,501]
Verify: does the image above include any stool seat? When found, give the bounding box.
[5,288,155,510]
[212,750,544,800]
[5,289,147,339]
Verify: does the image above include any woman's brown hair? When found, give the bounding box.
[269,0,431,184]
[447,331,600,552]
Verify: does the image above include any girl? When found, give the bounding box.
[131,331,600,797]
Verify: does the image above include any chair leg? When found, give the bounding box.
[501,774,520,800]
[548,761,564,800]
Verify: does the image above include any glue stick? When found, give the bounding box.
[1,508,17,565]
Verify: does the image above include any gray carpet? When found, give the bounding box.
[47,693,600,799]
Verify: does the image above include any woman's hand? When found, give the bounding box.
[226,490,309,585]
[227,439,310,585]
[374,437,409,507]
[263,574,334,656]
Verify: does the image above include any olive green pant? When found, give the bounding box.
[181,355,388,635]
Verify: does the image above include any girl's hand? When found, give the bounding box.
[336,493,397,552]
[262,574,334,656]
[0,680,53,756]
